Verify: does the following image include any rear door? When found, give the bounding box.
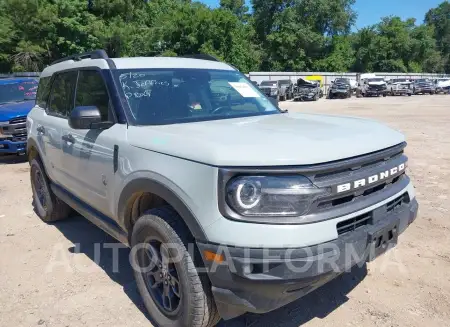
[38,71,77,185]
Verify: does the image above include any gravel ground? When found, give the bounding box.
[1,95,450,327]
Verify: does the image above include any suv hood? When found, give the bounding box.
[127,113,405,166]
[0,100,35,122]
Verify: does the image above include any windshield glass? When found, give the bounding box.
[367,78,384,82]
[392,79,408,83]
[334,78,349,84]
[278,80,291,85]
[260,81,277,87]
[416,79,430,83]
[114,69,280,125]
[0,79,38,104]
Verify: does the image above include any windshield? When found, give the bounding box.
[392,79,408,83]
[416,79,430,83]
[367,78,384,82]
[114,69,280,125]
[278,80,291,85]
[334,78,349,84]
[260,81,277,87]
[0,80,38,104]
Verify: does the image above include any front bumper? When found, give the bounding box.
[0,139,26,154]
[391,88,412,95]
[365,89,387,96]
[199,198,418,320]
[414,87,434,93]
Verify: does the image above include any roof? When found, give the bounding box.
[41,56,235,78]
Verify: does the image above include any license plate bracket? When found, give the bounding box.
[367,219,399,261]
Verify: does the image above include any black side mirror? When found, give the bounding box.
[69,106,105,130]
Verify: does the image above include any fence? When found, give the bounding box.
[248,72,450,93]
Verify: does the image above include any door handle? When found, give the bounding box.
[62,134,75,144]
[36,125,45,134]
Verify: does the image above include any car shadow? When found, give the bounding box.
[52,215,367,327]
[0,153,27,165]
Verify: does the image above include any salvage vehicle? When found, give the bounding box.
[27,50,419,327]
[434,78,450,94]
[412,78,435,95]
[294,77,321,101]
[258,80,280,100]
[359,75,388,97]
[328,78,352,99]
[278,79,294,100]
[387,79,412,96]
[0,78,38,155]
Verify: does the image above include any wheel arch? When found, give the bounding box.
[117,178,208,242]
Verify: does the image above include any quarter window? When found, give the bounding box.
[75,70,111,121]
[48,72,77,117]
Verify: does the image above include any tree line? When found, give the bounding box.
[0,0,449,74]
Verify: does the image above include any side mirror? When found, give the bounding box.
[69,106,105,130]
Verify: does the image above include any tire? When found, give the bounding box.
[30,158,72,222]
[131,206,220,327]
[382,93,387,97]
[408,93,412,96]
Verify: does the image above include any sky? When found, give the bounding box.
[198,0,443,29]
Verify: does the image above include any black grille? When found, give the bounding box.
[317,173,406,210]
[9,116,26,125]
[337,212,372,235]
[387,193,410,213]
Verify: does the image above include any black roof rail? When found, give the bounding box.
[51,49,109,65]
[182,54,220,62]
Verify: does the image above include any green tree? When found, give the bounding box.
[425,1,450,72]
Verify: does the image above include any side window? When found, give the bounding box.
[48,71,77,117]
[36,77,51,108]
[75,70,111,121]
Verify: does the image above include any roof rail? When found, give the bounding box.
[182,54,220,62]
[51,49,109,65]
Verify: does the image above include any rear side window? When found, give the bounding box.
[36,77,51,108]
[75,70,111,121]
[48,71,77,117]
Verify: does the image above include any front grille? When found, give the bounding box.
[9,116,26,125]
[387,192,410,213]
[2,116,27,140]
[337,212,372,235]
[316,173,405,210]
[336,192,409,236]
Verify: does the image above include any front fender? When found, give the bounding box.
[116,174,208,241]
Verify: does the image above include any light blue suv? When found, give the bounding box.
[27,50,418,327]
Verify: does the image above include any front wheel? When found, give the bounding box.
[131,207,220,327]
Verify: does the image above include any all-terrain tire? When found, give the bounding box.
[131,206,220,327]
[30,158,72,222]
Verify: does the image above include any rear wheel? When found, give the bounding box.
[131,207,220,327]
[30,158,72,222]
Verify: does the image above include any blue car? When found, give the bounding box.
[0,78,38,154]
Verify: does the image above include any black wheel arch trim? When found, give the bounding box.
[118,178,208,241]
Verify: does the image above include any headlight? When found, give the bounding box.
[226,175,324,217]
[308,92,314,96]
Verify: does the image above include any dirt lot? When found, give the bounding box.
[1,95,450,327]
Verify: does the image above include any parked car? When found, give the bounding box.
[328,78,352,99]
[258,80,280,100]
[358,76,387,97]
[434,78,450,94]
[294,77,321,101]
[278,79,294,100]
[27,50,418,327]
[387,78,413,96]
[305,75,324,97]
[412,78,435,95]
[0,78,38,155]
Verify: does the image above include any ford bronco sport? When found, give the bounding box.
[27,50,418,327]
